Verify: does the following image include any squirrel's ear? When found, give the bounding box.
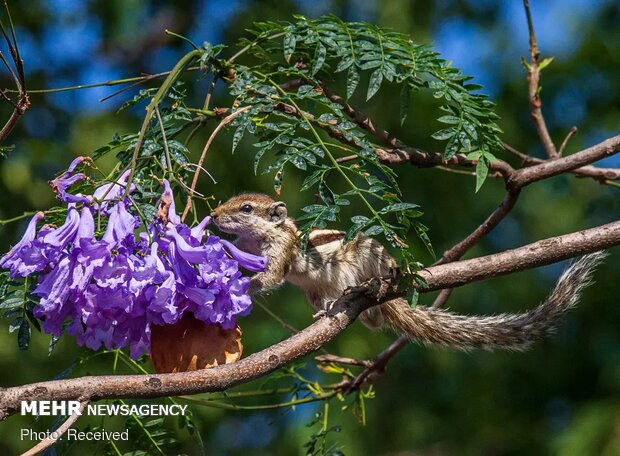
[268,202,287,224]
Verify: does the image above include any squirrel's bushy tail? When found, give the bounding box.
[381,252,606,351]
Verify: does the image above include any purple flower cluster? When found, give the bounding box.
[0,159,267,358]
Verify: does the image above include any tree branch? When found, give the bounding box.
[435,189,521,265]
[0,2,29,145]
[416,220,619,291]
[523,0,557,158]
[508,134,620,189]
[1,220,618,421]
[503,142,620,183]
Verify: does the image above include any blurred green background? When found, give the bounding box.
[0,0,619,454]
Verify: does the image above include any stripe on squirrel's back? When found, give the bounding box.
[307,230,345,248]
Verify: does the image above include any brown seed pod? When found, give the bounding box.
[150,313,243,373]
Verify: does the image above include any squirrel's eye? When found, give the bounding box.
[240,204,253,214]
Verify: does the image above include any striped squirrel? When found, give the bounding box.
[211,193,604,350]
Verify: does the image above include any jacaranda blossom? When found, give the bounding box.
[49,156,91,204]
[1,164,268,359]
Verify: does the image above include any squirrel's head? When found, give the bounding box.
[211,193,289,238]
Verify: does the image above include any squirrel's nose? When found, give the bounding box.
[210,212,218,220]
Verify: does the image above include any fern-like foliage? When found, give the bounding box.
[225,16,502,268]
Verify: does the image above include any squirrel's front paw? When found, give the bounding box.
[312,309,327,320]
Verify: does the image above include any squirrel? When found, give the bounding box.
[211,192,605,351]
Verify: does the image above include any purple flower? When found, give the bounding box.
[160,180,180,225]
[33,254,74,336]
[220,239,268,272]
[0,211,44,278]
[92,170,135,215]
[49,156,91,204]
[1,168,267,359]
[101,201,138,249]
[190,216,211,241]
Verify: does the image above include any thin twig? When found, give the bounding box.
[431,288,453,309]
[335,154,358,164]
[155,107,173,178]
[315,354,371,368]
[203,74,218,110]
[255,299,300,334]
[558,126,578,156]
[523,0,557,158]
[20,400,89,456]
[181,105,251,221]
[0,2,29,144]
[436,189,521,265]
[343,334,409,392]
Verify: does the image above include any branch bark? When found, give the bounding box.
[508,134,620,189]
[0,3,29,145]
[523,0,557,158]
[503,142,620,183]
[1,220,618,421]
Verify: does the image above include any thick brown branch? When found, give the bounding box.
[1,221,618,421]
[417,220,620,291]
[503,142,620,183]
[375,147,515,177]
[508,134,620,189]
[320,82,516,178]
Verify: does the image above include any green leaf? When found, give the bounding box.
[167,140,190,164]
[335,57,354,73]
[318,180,335,205]
[414,223,435,258]
[347,65,360,99]
[0,297,25,309]
[232,124,245,153]
[253,147,270,174]
[437,115,461,124]
[345,223,366,241]
[432,127,457,141]
[290,155,307,170]
[311,43,327,75]
[26,309,41,332]
[18,319,30,350]
[379,202,420,213]
[399,84,411,126]
[475,158,489,192]
[351,215,370,224]
[301,169,324,191]
[365,225,384,236]
[406,287,419,308]
[138,203,158,221]
[301,204,326,214]
[539,56,554,71]
[444,135,460,159]
[366,68,383,101]
[48,334,60,355]
[8,317,22,333]
[274,168,284,194]
[283,33,296,62]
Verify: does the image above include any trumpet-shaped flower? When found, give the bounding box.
[1,168,268,359]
